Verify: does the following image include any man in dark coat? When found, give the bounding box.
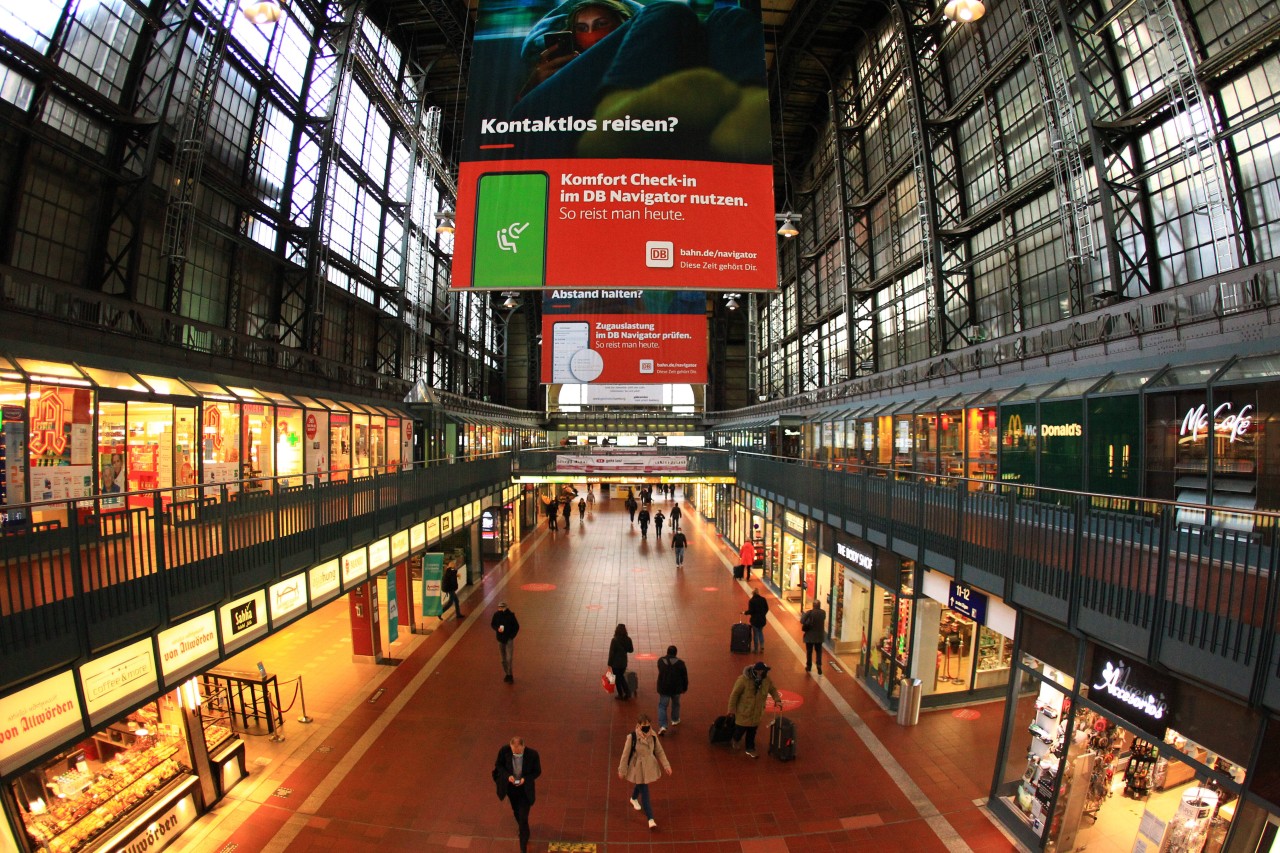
[655,645,688,734]
[440,562,462,620]
[493,736,542,853]
[491,602,520,682]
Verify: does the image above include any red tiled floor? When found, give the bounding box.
[170,492,1026,853]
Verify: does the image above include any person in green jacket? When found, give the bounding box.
[726,661,782,758]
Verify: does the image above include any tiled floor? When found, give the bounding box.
[170,492,1026,853]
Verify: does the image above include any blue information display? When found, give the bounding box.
[948,581,988,625]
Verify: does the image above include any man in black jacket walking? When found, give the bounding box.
[655,645,688,734]
[440,562,462,620]
[743,589,769,653]
[491,602,520,682]
[492,736,541,853]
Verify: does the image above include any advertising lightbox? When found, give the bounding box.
[452,0,775,292]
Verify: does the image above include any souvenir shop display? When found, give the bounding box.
[1124,738,1159,799]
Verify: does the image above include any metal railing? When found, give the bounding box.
[736,453,1280,711]
[0,456,510,691]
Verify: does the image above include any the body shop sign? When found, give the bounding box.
[1088,656,1175,737]
[220,589,268,654]
[79,638,157,726]
[158,613,219,683]
[0,671,84,775]
[835,541,875,575]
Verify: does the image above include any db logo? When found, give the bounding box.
[645,241,674,268]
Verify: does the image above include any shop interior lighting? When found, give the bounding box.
[241,0,283,24]
[943,0,986,21]
[775,214,799,238]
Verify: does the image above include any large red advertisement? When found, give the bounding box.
[451,0,776,292]
[541,290,707,384]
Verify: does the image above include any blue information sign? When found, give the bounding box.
[948,581,988,625]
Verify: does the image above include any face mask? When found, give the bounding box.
[574,28,611,51]
[640,725,651,733]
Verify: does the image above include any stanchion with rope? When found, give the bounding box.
[261,676,314,742]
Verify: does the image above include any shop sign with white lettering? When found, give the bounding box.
[1088,656,1175,737]
[0,671,84,775]
[835,540,875,575]
[220,589,268,653]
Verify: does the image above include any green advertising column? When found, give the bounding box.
[421,553,444,618]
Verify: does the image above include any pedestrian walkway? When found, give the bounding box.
[170,491,1025,852]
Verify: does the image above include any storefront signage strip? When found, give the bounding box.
[309,558,341,603]
[836,542,874,573]
[157,613,218,679]
[79,638,157,720]
[1092,659,1169,721]
[1179,402,1252,443]
[0,671,86,776]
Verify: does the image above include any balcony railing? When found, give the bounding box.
[0,457,511,691]
[736,454,1280,712]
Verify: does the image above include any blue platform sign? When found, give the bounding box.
[948,581,988,625]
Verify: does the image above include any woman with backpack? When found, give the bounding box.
[617,713,671,830]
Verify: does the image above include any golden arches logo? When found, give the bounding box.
[1005,413,1023,445]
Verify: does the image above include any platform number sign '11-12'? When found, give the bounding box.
[450,0,778,292]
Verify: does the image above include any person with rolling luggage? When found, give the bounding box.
[726,661,782,758]
[609,623,635,700]
[743,588,769,653]
[730,620,752,654]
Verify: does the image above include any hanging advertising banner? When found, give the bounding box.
[387,567,399,644]
[420,553,444,617]
[541,290,706,384]
[451,0,775,292]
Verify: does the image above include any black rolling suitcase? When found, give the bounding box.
[732,564,746,579]
[730,623,752,654]
[768,716,796,761]
[709,714,735,745]
[625,670,639,697]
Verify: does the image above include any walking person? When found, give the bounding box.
[617,713,671,830]
[561,498,572,528]
[441,560,463,620]
[608,623,634,699]
[726,662,783,758]
[671,529,688,567]
[801,599,826,675]
[668,503,682,532]
[578,496,586,520]
[546,499,558,531]
[491,602,520,683]
[626,494,638,524]
[655,645,687,734]
[743,588,769,653]
[637,506,651,539]
[653,509,665,537]
[492,736,542,853]
[587,490,595,512]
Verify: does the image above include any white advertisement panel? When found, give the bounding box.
[309,558,341,605]
[157,613,219,684]
[391,530,410,564]
[410,522,426,552]
[368,537,391,573]
[79,638,157,726]
[269,574,308,627]
[584,385,665,406]
[0,671,84,776]
[342,547,369,588]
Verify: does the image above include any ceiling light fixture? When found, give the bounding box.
[435,210,455,235]
[501,292,521,310]
[776,214,799,238]
[725,293,741,311]
[943,0,986,22]
[240,0,283,24]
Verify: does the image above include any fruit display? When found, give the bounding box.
[20,739,190,853]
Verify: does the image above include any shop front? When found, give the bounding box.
[862,549,916,705]
[994,618,1264,852]
[829,533,877,676]
[915,572,1015,705]
[776,511,816,612]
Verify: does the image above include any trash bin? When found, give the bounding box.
[896,677,922,726]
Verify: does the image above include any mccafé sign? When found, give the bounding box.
[1179,402,1252,443]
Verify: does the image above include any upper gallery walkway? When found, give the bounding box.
[169,489,1022,853]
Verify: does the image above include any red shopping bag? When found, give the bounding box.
[601,671,616,693]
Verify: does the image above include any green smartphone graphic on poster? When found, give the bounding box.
[472,172,549,288]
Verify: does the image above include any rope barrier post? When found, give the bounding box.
[268,682,286,743]
[297,676,313,724]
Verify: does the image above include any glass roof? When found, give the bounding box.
[1090,369,1155,394]
[1002,381,1060,403]
[1217,354,1280,385]
[79,367,149,393]
[1146,361,1220,389]
[1043,377,1106,399]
